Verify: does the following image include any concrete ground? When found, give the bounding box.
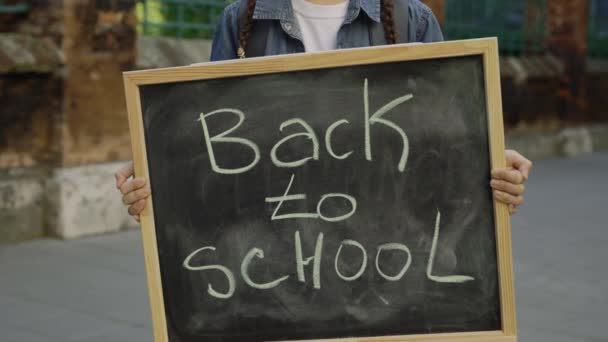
[1,153,606,342]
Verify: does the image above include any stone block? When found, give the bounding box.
[46,162,138,239]
[0,33,62,73]
[0,169,46,244]
[506,131,562,160]
[11,0,64,45]
[588,124,608,152]
[506,124,608,161]
[137,36,212,69]
[559,127,593,157]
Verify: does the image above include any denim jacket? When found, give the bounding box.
[210,0,444,61]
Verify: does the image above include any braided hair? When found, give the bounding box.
[381,0,397,44]
[237,0,398,58]
[238,0,258,58]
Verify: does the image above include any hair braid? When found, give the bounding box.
[381,0,397,44]
[238,0,257,58]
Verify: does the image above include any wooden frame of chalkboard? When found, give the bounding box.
[124,37,517,342]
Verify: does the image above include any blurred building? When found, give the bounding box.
[0,0,139,243]
[0,0,607,243]
[135,0,608,126]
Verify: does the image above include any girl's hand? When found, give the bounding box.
[115,161,150,223]
[490,150,533,215]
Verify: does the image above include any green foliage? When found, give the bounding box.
[138,0,232,39]
[444,0,547,56]
[138,0,605,59]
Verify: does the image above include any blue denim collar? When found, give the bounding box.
[253,0,381,23]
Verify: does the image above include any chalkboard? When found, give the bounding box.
[124,39,517,342]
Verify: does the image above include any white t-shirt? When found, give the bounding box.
[291,0,349,52]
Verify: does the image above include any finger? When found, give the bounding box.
[120,177,147,196]
[518,159,533,181]
[128,199,147,216]
[492,168,524,185]
[132,214,140,223]
[123,187,151,205]
[490,179,525,196]
[508,204,517,215]
[493,190,524,206]
[115,162,134,189]
[505,150,533,181]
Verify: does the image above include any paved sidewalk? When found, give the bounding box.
[1,153,607,342]
[0,232,153,341]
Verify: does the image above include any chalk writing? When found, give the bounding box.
[198,79,411,175]
[426,211,475,283]
[270,118,319,168]
[265,174,357,222]
[265,174,318,221]
[335,240,367,281]
[376,243,412,281]
[325,119,353,160]
[198,109,260,175]
[183,246,235,299]
[295,230,324,289]
[364,78,412,172]
[183,211,475,299]
[241,248,290,289]
[185,78,475,301]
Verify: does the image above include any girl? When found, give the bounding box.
[116,0,532,220]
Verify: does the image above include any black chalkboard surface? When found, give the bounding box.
[125,39,517,342]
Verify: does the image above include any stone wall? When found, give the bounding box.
[0,0,64,171]
[0,1,66,243]
[547,0,590,123]
[0,36,63,169]
[0,0,139,243]
[0,0,138,168]
[45,162,136,239]
[0,168,46,243]
[62,0,137,166]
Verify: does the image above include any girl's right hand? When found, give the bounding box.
[115,161,151,223]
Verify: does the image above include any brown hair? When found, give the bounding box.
[238,0,258,58]
[238,0,398,58]
[381,0,397,44]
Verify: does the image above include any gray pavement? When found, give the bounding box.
[1,153,607,342]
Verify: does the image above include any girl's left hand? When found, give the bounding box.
[490,150,533,215]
